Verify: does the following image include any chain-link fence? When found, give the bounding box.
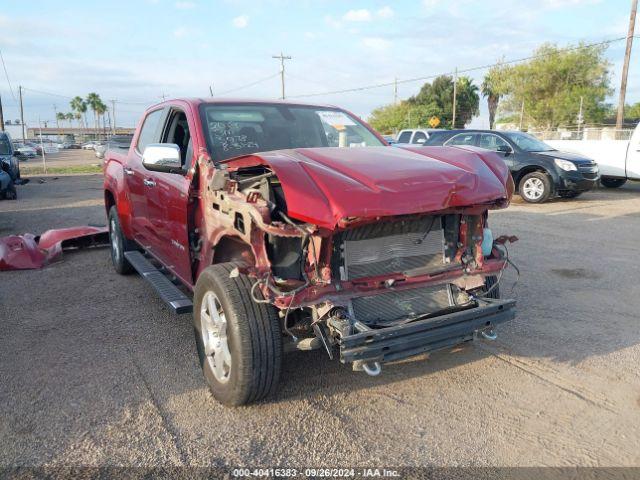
[529,127,635,141]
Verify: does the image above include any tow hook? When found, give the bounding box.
[480,328,498,341]
[353,360,382,376]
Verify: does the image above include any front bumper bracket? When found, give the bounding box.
[339,298,516,364]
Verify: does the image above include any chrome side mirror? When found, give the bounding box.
[142,143,182,173]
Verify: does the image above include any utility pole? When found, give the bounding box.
[272,52,292,99]
[209,85,214,96]
[577,96,584,137]
[19,85,26,142]
[0,93,4,131]
[616,0,637,131]
[452,67,458,128]
[53,104,59,134]
[110,99,117,135]
[519,99,525,130]
[393,77,398,105]
[38,116,47,174]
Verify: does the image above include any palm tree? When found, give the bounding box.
[86,92,102,139]
[95,101,107,139]
[56,112,66,133]
[65,112,75,129]
[70,96,88,132]
[481,64,507,130]
[454,76,480,128]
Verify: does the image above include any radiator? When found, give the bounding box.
[337,216,445,281]
[351,284,453,325]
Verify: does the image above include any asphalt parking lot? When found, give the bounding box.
[1,175,639,469]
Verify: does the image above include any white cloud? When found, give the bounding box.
[175,1,195,9]
[324,15,342,29]
[232,15,249,28]
[361,37,391,52]
[173,27,188,38]
[543,0,601,7]
[343,9,372,22]
[377,6,394,19]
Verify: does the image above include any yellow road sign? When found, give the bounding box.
[428,116,440,128]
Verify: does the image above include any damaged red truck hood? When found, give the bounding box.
[228,146,512,229]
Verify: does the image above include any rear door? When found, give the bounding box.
[411,131,428,145]
[144,105,195,283]
[445,132,479,147]
[126,108,165,249]
[478,133,517,170]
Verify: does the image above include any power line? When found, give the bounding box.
[0,48,16,102]
[289,35,640,99]
[216,72,280,96]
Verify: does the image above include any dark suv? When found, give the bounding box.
[423,130,599,203]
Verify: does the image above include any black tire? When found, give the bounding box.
[558,191,582,199]
[193,262,282,406]
[5,183,17,200]
[519,171,553,203]
[108,206,135,274]
[600,177,627,189]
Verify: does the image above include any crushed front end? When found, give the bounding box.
[202,146,518,375]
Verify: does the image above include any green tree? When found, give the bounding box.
[56,111,66,130]
[625,102,640,120]
[65,112,75,128]
[481,63,509,129]
[70,96,88,130]
[368,101,440,133]
[499,43,612,128]
[408,74,479,128]
[86,92,103,137]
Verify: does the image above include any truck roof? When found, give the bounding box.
[145,97,340,111]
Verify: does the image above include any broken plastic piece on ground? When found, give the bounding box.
[494,235,519,245]
[0,226,109,271]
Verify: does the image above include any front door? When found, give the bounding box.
[144,107,195,284]
[127,108,165,250]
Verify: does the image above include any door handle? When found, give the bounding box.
[143,179,156,187]
[123,167,134,176]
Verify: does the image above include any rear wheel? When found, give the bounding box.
[520,171,553,203]
[193,262,282,406]
[108,206,135,274]
[600,177,627,189]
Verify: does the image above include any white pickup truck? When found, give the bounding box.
[546,122,640,188]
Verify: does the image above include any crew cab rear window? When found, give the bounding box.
[136,109,163,153]
[397,131,412,143]
[446,133,477,146]
[200,104,384,162]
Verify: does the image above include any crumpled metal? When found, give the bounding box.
[0,226,109,271]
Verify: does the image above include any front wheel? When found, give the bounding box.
[193,262,282,406]
[600,177,627,189]
[519,172,553,203]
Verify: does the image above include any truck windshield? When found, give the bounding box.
[201,103,384,161]
[503,132,555,152]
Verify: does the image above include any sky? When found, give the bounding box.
[0,0,638,129]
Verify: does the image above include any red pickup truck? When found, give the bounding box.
[104,99,516,406]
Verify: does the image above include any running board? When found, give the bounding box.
[124,251,193,314]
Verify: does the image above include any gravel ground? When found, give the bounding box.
[1,175,639,472]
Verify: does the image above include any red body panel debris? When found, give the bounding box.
[0,226,109,271]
